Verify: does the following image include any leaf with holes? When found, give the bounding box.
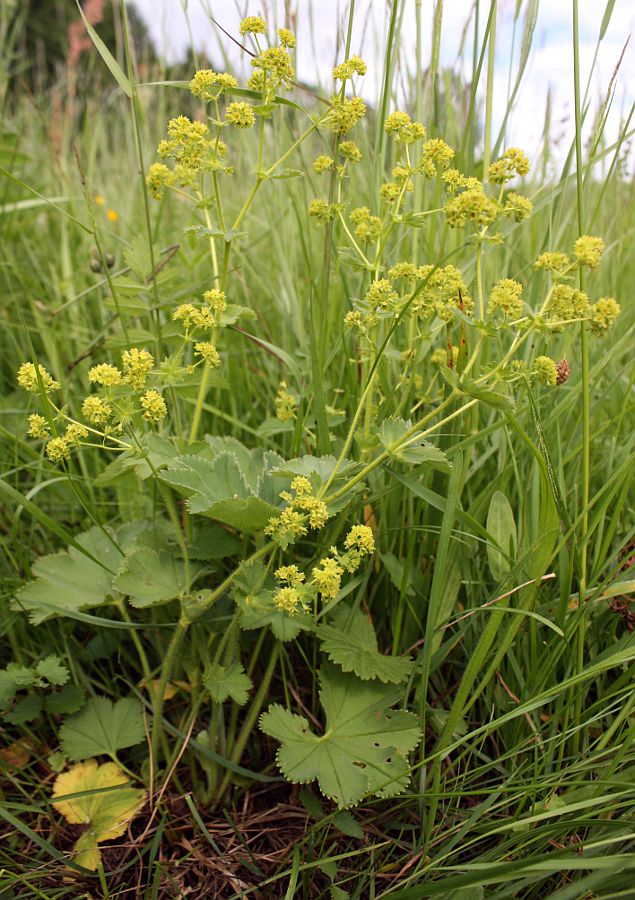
[316,605,414,684]
[260,664,419,807]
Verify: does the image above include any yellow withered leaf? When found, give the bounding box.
[52,759,145,870]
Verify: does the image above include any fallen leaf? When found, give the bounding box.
[52,759,145,870]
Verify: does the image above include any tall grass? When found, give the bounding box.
[1,1,634,897]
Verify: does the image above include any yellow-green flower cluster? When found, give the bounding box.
[225,101,255,128]
[308,198,333,224]
[239,16,266,36]
[444,185,499,229]
[271,524,375,615]
[189,69,237,100]
[547,284,590,321]
[412,265,472,320]
[43,423,89,464]
[17,362,60,394]
[152,114,232,186]
[275,381,297,422]
[265,476,329,549]
[332,55,367,80]
[533,356,558,387]
[140,389,167,423]
[324,96,366,135]
[416,138,455,177]
[489,278,524,319]
[272,565,307,616]
[590,297,620,335]
[340,140,362,162]
[194,342,221,367]
[82,395,112,425]
[384,111,425,144]
[249,46,295,93]
[366,279,399,312]
[311,557,344,601]
[277,28,296,48]
[122,348,154,389]
[573,235,605,269]
[27,413,49,439]
[487,147,530,184]
[349,206,382,242]
[146,163,175,200]
[502,192,533,223]
[88,363,123,386]
[388,261,420,282]
[380,181,402,203]
[313,155,333,174]
[442,169,481,194]
[535,251,570,273]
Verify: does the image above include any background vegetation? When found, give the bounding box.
[0,1,633,897]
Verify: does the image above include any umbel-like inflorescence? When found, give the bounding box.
[271,524,376,616]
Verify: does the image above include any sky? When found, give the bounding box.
[131,0,635,171]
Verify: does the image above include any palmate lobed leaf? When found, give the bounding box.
[203,661,252,706]
[12,525,123,625]
[379,416,451,468]
[52,759,145,870]
[114,546,188,608]
[316,605,414,683]
[162,443,284,531]
[59,697,146,761]
[260,664,419,808]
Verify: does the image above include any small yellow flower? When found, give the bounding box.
[534,356,558,387]
[140,390,167,423]
[345,524,375,555]
[107,209,118,222]
[122,348,154,389]
[573,235,605,269]
[64,423,89,446]
[225,101,256,128]
[45,436,71,463]
[194,341,221,368]
[275,565,305,586]
[277,28,296,48]
[273,586,302,616]
[82,395,112,425]
[27,413,50,439]
[312,557,343,601]
[17,362,60,394]
[88,363,123,386]
[239,16,266,36]
[94,194,105,206]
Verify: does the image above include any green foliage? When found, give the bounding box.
[316,604,413,683]
[260,664,419,807]
[204,661,252,706]
[162,441,284,531]
[1,1,634,893]
[59,697,146,761]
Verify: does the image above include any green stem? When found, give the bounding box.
[216,641,281,800]
[572,0,589,757]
